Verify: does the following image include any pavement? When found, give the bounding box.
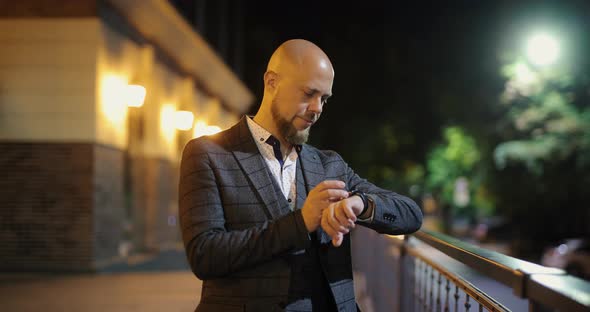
[0,249,202,312]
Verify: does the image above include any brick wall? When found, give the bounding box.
[0,142,94,271]
[0,142,181,272]
[93,144,125,266]
[129,156,180,252]
[149,159,180,249]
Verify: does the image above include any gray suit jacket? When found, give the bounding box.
[179,117,423,311]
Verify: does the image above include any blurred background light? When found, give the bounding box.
[160,104,177,143]
[174,110,194,130]
[514,62,536,84]
[193,120,221,138]
[99,74,128,125]
[526,33,560,66]
[126,84,146,108]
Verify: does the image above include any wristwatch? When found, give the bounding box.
[349,190,371,217]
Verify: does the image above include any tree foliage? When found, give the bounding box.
[490,51,590,256]
[495,60,590,174]
[426,127,495,221]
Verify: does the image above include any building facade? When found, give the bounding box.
[0,0,253,271]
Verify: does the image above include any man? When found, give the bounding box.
[179,39,422,311]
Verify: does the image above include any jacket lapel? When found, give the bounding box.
[227,117,284,220]
[297,145,325,191]
[298,145,331,244]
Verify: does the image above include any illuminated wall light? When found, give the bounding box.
[193,120,222,138]
[126,84,146,107]
[174,110,194,130]
[100,74,128,125]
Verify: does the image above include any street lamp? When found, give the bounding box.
[526,33,559,66]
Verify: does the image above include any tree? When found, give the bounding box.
[495,61,590,173]
[491,50,590,257]
[426,127,494,233]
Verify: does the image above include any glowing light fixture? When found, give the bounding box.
[193,120,221,138]
[174,110,194,130]
[99,74,128,125]
[526,33,559,66]
[126,84,146,107]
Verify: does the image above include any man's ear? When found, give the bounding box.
[264,71,279,92]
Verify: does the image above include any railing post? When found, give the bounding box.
[398,235,415,312]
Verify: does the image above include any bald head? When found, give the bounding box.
[267,39,334,81]
[254,39,334,148]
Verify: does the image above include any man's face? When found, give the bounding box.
[270,71,333,145]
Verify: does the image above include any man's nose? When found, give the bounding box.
[308,97,323,114]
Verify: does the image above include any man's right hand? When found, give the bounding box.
[301,180,349,232]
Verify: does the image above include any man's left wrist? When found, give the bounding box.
[349,190,368,217]
[358,198,374,220]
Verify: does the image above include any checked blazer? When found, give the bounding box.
[179,117,423,311]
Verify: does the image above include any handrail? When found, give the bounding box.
[410,230,590,311]
[406,243,511,311]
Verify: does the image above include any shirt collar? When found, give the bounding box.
[246,116,273,143]
[246,116,302,152]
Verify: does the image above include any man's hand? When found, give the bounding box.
[301,180,349,232]
[321,195,364,247]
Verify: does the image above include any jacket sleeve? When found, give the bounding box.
[337,154,423,235]
[179,139,311,280]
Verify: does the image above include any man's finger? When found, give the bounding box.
[328,213,349,234]
[341,203,357,222]
[332,233,343,247]
[321,212,337,237]
[322,210,346,247]
[323,207,349,236]
[334,205,351,226]
[316,180,346,191]
[321,189,349,200]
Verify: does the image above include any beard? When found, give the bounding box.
[271,98,312,145]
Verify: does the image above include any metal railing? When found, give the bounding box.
[390,230,590,312]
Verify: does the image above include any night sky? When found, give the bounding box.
[241,1,589,169]
[172,0,590,175]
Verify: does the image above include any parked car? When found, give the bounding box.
[541,238,590,280]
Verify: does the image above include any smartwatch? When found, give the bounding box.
[349,190,369,217]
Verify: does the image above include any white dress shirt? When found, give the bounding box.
[246,117,298,211]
